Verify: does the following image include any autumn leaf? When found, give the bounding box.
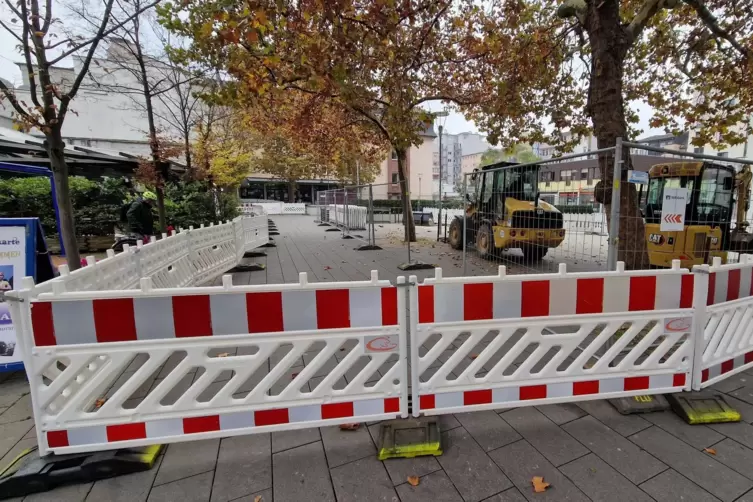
[470,354,478,360]
[217,352,230,357]
[254,496,262,502]
[34,31,45,37]
[704,448,717,455]
[532,476,550,493]
[339,423,360,431]
[94,398,107,409]
[407,476,420,487]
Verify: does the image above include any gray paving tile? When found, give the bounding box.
[395,470,464,502]
[0,437,35,466]
[639,469,720,502]
[0,394,32,425]
[643,411,725,449]
[437,426,512,502]
[481,488,527,502]
[631,426,752,501]
[229,488,272,501]
[563,415,666,483]
[271,427,321,453]
[455,411,521,451]
[576,399,651,436]
[488,439,589,502]
[87,454,164,502]
[211,434,271,502]
[148,471,213,502]
[0,377,29,408]
[501,407,588,466]
[25,482,92,502]
[720,394,753,423]
[0,418,33,459]
[558,453,653,502]
[437,413,461,432]
[154,438,220,486]
[273,441,335,502]
[728,385,753,406]
[705,438,753,480]
[331,456,399,501]
[736,491,753,502]
[320,424,376,468]
[535,403,586,425]
[708,421,753,450]
[709,372,752,393]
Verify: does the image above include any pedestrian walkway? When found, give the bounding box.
[3,215,753,501]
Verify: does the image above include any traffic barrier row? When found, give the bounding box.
[8,257,753,456]
[240,202,307,215]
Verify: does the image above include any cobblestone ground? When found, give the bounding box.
[2,216,753,502]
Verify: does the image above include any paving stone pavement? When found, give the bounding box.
[5,216,753,501]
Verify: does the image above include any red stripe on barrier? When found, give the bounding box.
[47,430,69,448]
[573,380,599,396]
[702,368,710,382]
[321,402,354,420]
[680,275,694,308]
[255,408,289,426]
[708,273,716,305]
[521,281,549,317]
[576,278,604,314]
[93,298,137,342]
[31,302,56,346]
[464,283,493,320]
[106,422,146,442]
[673,373,686,387]
[721,359,734,374]
[183,415,220,434]
[520,385,547,400]
[745,351,753,365]
[624,376,650,391]
[384,397,400,414]
[316,289,350,329]
[628,276,656,311]
[418,286,435,324]
[380,288,398,326]
[246,292,284,333]
[464,389,492,406]
[173,295,212,337]
[420,394,436,410]
[727,269,742,301]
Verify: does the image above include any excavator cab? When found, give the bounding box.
[645,162,736,268]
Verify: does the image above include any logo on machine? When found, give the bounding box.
[648,233,664,245]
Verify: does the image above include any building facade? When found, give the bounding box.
[372,124,437,200]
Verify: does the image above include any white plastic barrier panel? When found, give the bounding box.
[409,263,695,417]
[10,272,408,455]
[695,256,753,389]
[282,203,306,214]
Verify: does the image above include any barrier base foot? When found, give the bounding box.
[325,228,341,232]
[229,263,266,272]
[0,444,163,500]
[397,261,436,271]
[261,241,277,248]
[667,391,741,424]
[377,418,442,460]
[342,235,354,239]
[270,232,280,236]
[356,245,383,251]
[609,394,670,415]
[317,223,330,227]
[243,251,267,258]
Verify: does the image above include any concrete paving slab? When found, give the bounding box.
[501,407,589,466]
[709,373,752,394]
[0,377,30,408]
[330,456,399,502]
[273,441,335,502]
[0,418,34,460]
[481,488,527,502]
[643,411,725,449]
[395,470,464,502]
[320,424,376,468]
[728,386,753,406]
[87,454,164,502]
[487,439,589,502]
[704,438,753,481]
[24,481,92,502]
[631,426,753,501]
[0,394,33,425]
[148,471,213,502]
[535,403,586,425]
[455,411,521,452]
[437,427,512,502]
[211,434,271,502]
[639,469,720,502]
[558,453,654,502]
[154,439,220,487]
[271,427,321,453]
[575,399,651,436]
[708,421,753,450]
[719,394,753,423]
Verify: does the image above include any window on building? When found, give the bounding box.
[718,152,729,158]
[694,146,704,155]
[581,169,589,182]
[391,172,399,184]
[391,150,398,160]
[561,170,573,186]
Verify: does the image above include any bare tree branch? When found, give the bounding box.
[0,80,31,118]
[683,0,751,59]
[626,0,663,42]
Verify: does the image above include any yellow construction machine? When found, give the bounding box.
[448,161,566,261]
[644,161,753,268]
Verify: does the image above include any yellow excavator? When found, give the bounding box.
[448,161,566,260]
[644,161,753,268]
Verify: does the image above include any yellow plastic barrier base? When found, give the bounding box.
[377,418,442,461]
[667,392,742,425]
[0,444,163,500]
[609,394,670,415]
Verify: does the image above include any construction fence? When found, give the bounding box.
[9,253,753,457]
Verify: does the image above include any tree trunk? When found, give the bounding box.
[586,0,648,269]
[288,180,296,203]
[46,129,82,271]
[396,148,416,242]
[155,186,167,233]
[184,131,192,176]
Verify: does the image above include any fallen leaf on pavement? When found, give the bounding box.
[339,423,360,431]
[532,476,550,493]
[324,266,332,270]
[704,448,717,455]
[95,398,106,409]
[254,496,262,502]
[470,354,478,360]
[217,352,230,358]
[407,476,420,486]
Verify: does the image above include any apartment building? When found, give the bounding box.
[372,123,437,200]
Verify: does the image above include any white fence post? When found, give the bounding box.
[691,264,710,391]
